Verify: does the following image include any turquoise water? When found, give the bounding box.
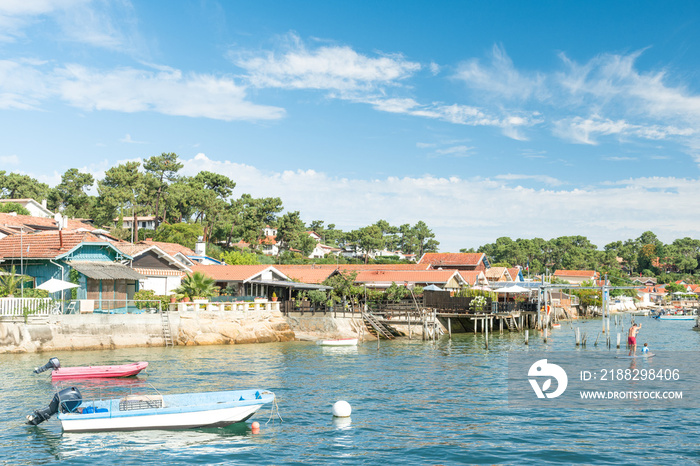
[2,315,699,465]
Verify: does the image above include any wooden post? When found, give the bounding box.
[544,327,548,343]
[448,317,452,339]
[485,317,489,349]
[576,327,580,346]
[616,333,620,348]
[473,317,477,334]
[525,329,529,345]
[500,317,503,333]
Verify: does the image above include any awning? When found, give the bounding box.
[246,279,333,291]
[69,261,145,280]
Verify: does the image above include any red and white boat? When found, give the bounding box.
[34,358,148,381]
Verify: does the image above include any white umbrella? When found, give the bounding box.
[471,285,493,291]
[37,278,79,293]
[493,285,530,294]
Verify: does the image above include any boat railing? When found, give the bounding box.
[57,380,165,413]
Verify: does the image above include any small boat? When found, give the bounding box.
[34,358,149,380]
[26,385,275,432]
[316,338,358,347]
[658,315,695,321]
[551,323,561,329]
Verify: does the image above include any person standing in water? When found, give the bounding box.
[628,323,642,353]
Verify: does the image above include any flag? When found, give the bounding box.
[525,259,529,271]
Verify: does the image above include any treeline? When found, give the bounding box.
[464,232,700,282]
[0,153,439,261]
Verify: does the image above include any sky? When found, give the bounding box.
[2,1,700,253]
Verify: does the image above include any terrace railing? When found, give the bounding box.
[0,297,59,317]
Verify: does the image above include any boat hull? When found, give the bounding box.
[60,404,263,432]
[52,362,148,380]
[658,316,695,320]
[58,389,273,432]
[317,338,358,346]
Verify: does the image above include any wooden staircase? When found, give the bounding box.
[505,315,519,332]
[161,310,174,347]
[362,311,396,340]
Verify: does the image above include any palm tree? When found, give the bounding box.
[0,266,32,297]
[174,271,218,300]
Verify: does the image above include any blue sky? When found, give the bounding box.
[2,1,700,252]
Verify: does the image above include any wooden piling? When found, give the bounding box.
[525,329,529,345]
[544,327,548,343]
[616,333,621,348]
[485,318,489,349]
[448,317,452,339]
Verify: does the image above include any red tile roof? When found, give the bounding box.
[0,213,94,232]
[139,240,195,257]
[0,230,106,259]
[274,266,337,284]
[189,264,281,281]
[456,270,485,286]
[507,267,521,281]
[553,270,599,278]
[418,252,485,267]
[354,269,463,285]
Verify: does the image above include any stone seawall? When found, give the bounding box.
[285,312,370,341]
[0,310,296,354]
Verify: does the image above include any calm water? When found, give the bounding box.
[2,315,699,465]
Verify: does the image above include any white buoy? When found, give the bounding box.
[332,400,352,417]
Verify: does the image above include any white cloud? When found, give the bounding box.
[0,0,143,55]
[0,154,19,165]
[434,145,472,157]
[119,133,146,144]
[237,33,421,91]
[176,154,700,252]
[454,44,547,100]
[554,115,696,145]
[0,60,285,120]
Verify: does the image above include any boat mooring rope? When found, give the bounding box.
[266,396,283,424]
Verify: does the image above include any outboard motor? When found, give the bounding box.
[26,387,82,426]
[34,357,60,374]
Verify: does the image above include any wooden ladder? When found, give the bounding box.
[362,311,395,340]
[161,310,174,347]
[506,316,519,332]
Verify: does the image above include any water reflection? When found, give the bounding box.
[331,416,352,430]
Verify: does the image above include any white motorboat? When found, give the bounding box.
[658,314,695,320]
[27,385,274,432]
[316,338,358,347]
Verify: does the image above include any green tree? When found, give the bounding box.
[226,194,283,247]
[0,266,32,297]
[349,225,385,263]
[0,202,30,215]
[48,168,95,218]
[0,171,50,200]
[153,222,204,250]
[174,271,218,299]
[277,211,316,256]
[143,152,183,229]
[95,162,144,237]
[190,171,236,242]
[220,250,260,265]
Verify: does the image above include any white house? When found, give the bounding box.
[0,198,53,218]
[115,216,157,230]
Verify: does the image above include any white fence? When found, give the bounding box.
[0,297,60,317]
[172,299,280,314]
